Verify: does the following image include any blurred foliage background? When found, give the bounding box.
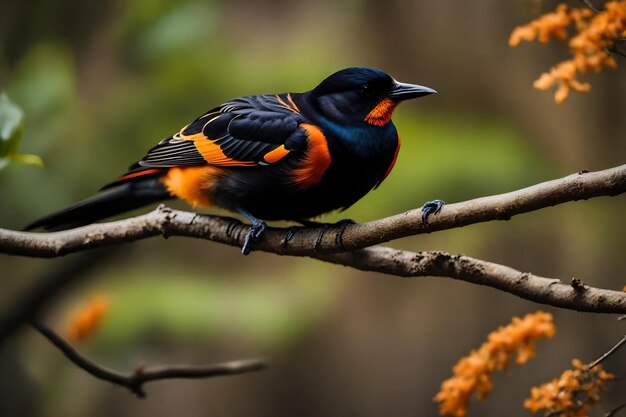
[1,0,625,416]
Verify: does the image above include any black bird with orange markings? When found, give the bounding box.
[26,67,442,254]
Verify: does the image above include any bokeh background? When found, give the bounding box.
[1,0,625,416]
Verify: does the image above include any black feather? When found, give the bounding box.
[25,178,171,231]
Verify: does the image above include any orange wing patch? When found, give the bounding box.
[178,129,256,167]
[364,98,398,127]
[194,138,256,166]
[161,166,225,208]
[115,168,163,182]
[178,116,253,167]
[292,124,331,189]
[275,94,301,115]
[286,94,301,114]
[263,144,290,164]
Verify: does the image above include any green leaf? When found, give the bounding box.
[10,153,44,166]
[0,91,43,170]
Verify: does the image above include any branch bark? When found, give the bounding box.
[315,248,626,314]
[1,165,625,318]
[31,320,267,398]
[1,165,624,257]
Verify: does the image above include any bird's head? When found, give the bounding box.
[308,67,436,127]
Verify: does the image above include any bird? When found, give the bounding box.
[26,67,442,254]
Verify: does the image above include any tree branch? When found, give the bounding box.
[0,165,625,318]
[605,402,626,417]
[587,333,626,370]
[1,165,624,258]
[315,247,626,314]
[30,320,267,398]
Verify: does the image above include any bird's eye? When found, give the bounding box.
[360,83,373,97]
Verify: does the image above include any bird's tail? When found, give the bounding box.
[25,176,172,231]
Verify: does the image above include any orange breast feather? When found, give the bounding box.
[161,166,225,208]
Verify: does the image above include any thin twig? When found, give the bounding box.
[30,320,267,398]
[587,333,626,369]
[579,0,600,13]
[605,402,626,417]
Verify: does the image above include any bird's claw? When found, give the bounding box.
[314,224,332,251]
[281,227,299,248]
[313,218,356,252]
[241,219,267,255]
[421,199,445,225]
[226,220,241,237]
[333,219,356,249]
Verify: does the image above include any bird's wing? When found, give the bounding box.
[137,94,307,169]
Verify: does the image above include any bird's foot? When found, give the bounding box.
[332,218,356,250]
[281,227,299,248]
[302,218,355,252]
[421,199,445,225]
[241,219,267,256]
[226,219,242,238]
[314,224,332,251]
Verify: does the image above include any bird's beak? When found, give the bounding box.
[387,81,437,101]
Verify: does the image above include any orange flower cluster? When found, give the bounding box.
[67,296,108,343]
[510,1,626,103]
[509,4,590,45]
[435,311,556,417]
[524,358,614,417]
